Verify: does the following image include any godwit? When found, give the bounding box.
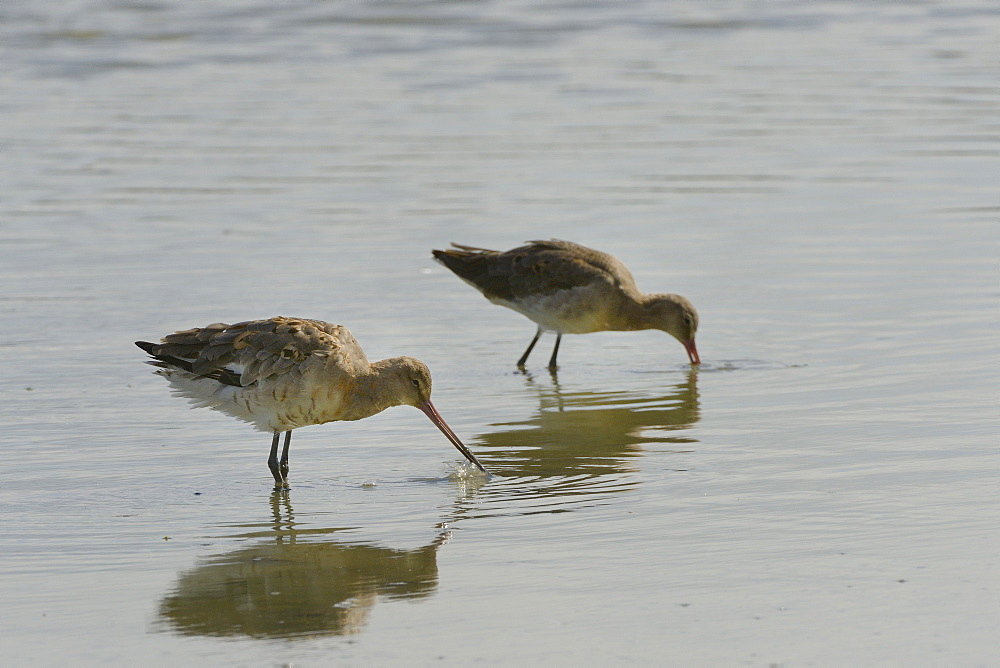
[136,316,488,486]
[432,239,700,370]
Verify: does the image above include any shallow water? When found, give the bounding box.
[2,0,998,664]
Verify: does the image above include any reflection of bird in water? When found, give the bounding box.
[157,493,449,639]
[486,371,700,476]
[136,316,488,488]
[433,239,700,370]
[451,373,700,517]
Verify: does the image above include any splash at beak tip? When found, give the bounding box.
[419,401,490,476]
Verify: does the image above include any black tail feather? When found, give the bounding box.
[135,340,242,387]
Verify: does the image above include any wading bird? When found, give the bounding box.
[136,317,488,487]
[432,239,700,370]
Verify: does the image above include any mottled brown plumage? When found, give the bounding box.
[433,239,700,369]
[137,316,488,486]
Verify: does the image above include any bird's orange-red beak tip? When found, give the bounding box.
[684,338,700,365]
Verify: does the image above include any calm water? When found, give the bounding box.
[2,0,998,664]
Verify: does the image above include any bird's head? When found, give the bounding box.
[644,294,700,365]
[389,356,435,408]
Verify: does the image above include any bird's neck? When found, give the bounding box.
[336,360,404,421]
[610,291,657,331]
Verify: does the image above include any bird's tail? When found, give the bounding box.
[135,340,241,387]
[448,242,497,253]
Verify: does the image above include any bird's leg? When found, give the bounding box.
[279,431,292,481]
[267,432,285,488]
[517,328,543,367]
[547,333,562,371]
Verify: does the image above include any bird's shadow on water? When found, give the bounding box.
[155,491,452,640]
[445,370,702,519]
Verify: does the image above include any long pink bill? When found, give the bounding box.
[683,338,701,365]
[419,401,490,475]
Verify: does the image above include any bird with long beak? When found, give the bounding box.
[433,239,700,370]
[137,317,489,487]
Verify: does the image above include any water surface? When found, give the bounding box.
[2,0,998,664]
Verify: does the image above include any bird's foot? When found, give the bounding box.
[268,464,288,489]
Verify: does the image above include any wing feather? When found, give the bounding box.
[142,316,363,387]
[433,238,638,302]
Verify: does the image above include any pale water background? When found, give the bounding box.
[2,0,998,665]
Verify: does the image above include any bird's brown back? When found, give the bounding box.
[432,239,639,302]
[146,317,364,387]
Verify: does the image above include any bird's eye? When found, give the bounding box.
[411,379,420,388]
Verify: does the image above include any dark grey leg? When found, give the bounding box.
[279,431,292,481]
[517,328,543,367]
[547,333,562,370]
[267,432,283,486]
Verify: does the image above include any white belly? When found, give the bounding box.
[158,368,343,433]
[492,286,613,334]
